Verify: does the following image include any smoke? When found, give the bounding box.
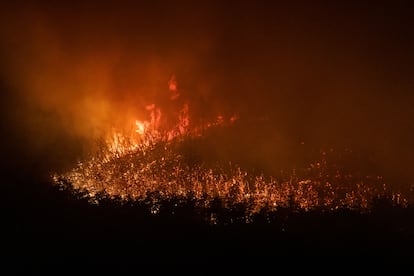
[1,1,413,187]
[0,1,219,176]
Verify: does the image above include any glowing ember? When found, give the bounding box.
[52,77,408,224]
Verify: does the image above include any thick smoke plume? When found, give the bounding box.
[1,1,413,188]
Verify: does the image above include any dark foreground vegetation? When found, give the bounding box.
[4,173,414,272]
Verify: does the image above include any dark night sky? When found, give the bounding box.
[1,1,413,188]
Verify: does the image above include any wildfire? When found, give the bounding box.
[52,76,408,224]
[135,120,147,136]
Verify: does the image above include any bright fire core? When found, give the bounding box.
[52,77,408,224]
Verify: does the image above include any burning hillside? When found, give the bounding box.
[52,76,408,224]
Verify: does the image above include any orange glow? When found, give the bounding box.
[52,75,408,224]
[135,120,148,136]
[168,74,180,100]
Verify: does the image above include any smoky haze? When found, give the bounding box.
[1,1,413,188]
